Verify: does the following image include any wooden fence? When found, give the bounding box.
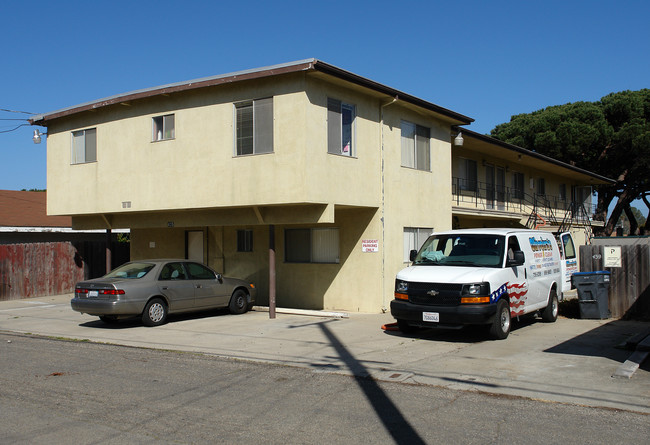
[579,244,650,319]
[0,241,129,301]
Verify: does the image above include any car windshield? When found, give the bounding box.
[414,234,505,268]
[104,262,156,279]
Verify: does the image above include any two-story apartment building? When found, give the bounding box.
[30,59,610,312]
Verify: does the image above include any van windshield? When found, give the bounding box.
[414,234,505,268]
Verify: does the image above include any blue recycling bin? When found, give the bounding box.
[571,271,611,319]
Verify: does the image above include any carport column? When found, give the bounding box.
[269,225,276,319]
[105,228,112,274]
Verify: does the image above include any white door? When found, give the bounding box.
[187,230,204,263]
[559,232,578,294]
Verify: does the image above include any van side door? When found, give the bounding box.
[506,235,528,316]
[559,232,578,293]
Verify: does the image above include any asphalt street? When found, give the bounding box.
[2,332,648,444]
[0,294,648,416]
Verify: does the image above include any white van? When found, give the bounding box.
[391,228,576,339]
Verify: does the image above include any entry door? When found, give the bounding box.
[186,230,204,263]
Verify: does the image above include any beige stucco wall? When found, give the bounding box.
[45,72,460,312]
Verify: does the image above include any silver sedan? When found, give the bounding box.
[71,259,256,326]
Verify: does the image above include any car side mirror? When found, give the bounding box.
[507,250,525,267]
[409,250,418,262]
[216,273,223,282]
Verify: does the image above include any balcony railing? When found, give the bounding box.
[452,177,593,228]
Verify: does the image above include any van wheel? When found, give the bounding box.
[489,299,511,340]
[397,319,418,334]
[541,289,559,322]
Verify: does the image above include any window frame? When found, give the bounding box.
[285,228,340,264]
[70,128,97,165]
[152,114,175,142]
[458,158,478,192]
[401,120,430,171]
[234,97,274,156]
[327,98,356,157]
[237,229,253,252]
[512,172,525,199]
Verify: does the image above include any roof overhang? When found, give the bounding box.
[30,59,473,127]
[456,128,614,185]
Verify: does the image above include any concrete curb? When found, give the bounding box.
[252,306,349,319]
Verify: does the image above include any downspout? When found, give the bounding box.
[380,96,398,312]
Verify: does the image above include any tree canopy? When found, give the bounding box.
[490,89,650,235]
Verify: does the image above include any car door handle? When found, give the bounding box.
[195,285,202,289]
[162,286,168,290]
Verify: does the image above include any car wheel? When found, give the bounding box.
[142,298,168,327]
[99,315,118,324]
[397,319,418,334]
[541,289,559,322]
[229,289,248,315]
[489,299,511,340]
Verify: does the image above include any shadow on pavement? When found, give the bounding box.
[314,321,426,445]
[544,320,644,363]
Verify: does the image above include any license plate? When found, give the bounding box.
[423,312,439,322]
[88,290,99,298]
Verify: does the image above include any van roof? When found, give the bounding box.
[431,228,554,237]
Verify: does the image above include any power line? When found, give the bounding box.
[0,123,30,133]
[0,108,36,115]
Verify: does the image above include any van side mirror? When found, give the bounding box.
[409,250,418,262]
[507,250,525,267]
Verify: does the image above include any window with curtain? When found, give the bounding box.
[71,128,97,164]
[458,158,478,192]
[403,227,432,262]
[401,120,430,171]
[327,98,355,156]
[512,172,524,199]
[285,228,340,263]
[237,230,253,252]
[152,114,175,141]
[235,97,273,155]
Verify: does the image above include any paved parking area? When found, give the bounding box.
[1,294,649,413]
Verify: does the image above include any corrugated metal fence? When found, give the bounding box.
[579,244,650,319]
[0,241,130,301]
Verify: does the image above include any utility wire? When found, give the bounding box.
[0,108,36,115]
[0,123,30,133]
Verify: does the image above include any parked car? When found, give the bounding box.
[71,259,256,326]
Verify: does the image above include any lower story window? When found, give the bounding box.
[404,227,432,262]
[237,230,253,252]
[285,228,339,263]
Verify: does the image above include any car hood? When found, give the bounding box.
[396,265,495,284]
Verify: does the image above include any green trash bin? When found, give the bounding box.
[571,271,611,319]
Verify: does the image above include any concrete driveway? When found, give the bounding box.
[1,293,648,413]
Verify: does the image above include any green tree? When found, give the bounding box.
[490,89,650,236]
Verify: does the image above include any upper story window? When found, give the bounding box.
[401,120,430,171]
[235,97,273,156]
[537,178,546,196]
[71,128,97,164]
[458,158,477,192]
[512,172,524,199]
[152,114,175,141]
[327,98,355,156]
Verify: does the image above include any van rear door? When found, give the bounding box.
[559,232,578,293]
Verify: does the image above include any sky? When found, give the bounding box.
[1,0,648,193]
